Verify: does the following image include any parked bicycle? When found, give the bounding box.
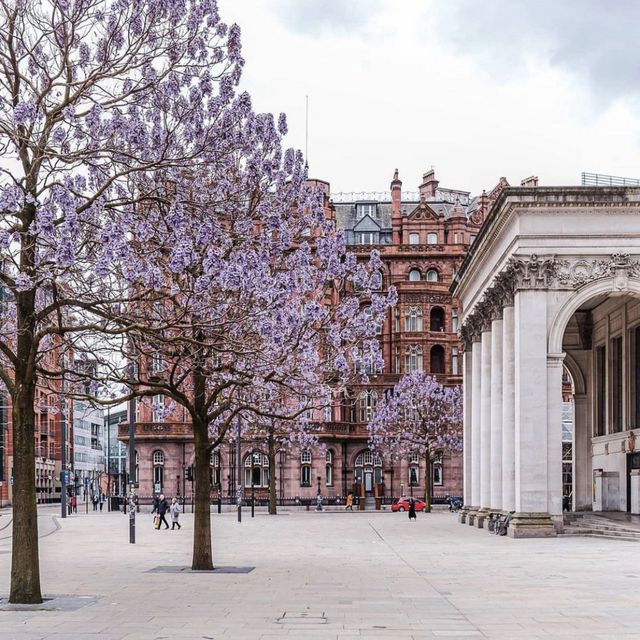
[446,496,463,512]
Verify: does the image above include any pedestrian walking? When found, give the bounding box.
[92,493,99,511]
[71,495,77,514]
[99,493,105,512]
[408,498,417,521]
[170,497,181,530]
[345,493,354,511]
[156,494,170,530]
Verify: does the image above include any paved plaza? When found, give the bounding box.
[0,507,639,639]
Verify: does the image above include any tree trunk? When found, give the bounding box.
[268,427,277,515]
[10,285,42,603]
[424,450,432,513]
[191,417,213,570]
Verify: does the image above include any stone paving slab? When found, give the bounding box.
[0,508,639,639]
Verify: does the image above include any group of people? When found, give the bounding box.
[66,492,106,515]
[152,494,181,530]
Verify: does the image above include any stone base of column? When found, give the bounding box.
[507,512,557,538]
[465,507,479,526]
[475,507,491,529]
[458,506,471,524]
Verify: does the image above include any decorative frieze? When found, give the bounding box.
[458,252,640,342]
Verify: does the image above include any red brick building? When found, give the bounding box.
[121,168,487,508]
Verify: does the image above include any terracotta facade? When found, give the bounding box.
[121,169,485,506]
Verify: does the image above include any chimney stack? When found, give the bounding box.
[520,175,539,187]
[391,169,402,244]
[419,168,439,200]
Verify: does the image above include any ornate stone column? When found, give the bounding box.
[510,288,556,537]
[489,307,503,514]
[501,303,516,513]
[460,345,473,524]
[469,337,482,525]
[547,353,565,523]
[477,324,492,528]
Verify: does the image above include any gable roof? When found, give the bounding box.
[353,215,382,231]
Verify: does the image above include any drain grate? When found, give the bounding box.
[276,611,327,625]
[0,594,98,611]
[148,565,254,574]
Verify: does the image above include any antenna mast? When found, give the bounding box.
[305,95,309,169]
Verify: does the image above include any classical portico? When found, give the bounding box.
[453,186,640,537]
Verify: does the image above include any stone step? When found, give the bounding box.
[560,531,640,542]
[561,526,640,540]
[570,521,640,534]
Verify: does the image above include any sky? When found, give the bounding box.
[219,0,640,197]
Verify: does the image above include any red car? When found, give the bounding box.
[391,497,426,512]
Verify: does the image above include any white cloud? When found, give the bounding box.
[219,0,640,195]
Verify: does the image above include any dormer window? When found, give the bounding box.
[359,232,378,245]
[357,203,376,219]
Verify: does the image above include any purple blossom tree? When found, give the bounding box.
[367,372,462,512]
[0,0,252,603]
[118,178,396,568]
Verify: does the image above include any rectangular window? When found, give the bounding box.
[301,465,311,486]
[395,346,400,374]
[409,233,420,245]
[451,347,459,375]
[395,308,400,333]
[611,336,623,433]
[632,327,640,427]
[357,203,376,218]
[359,232,377,245]
[595,345,606,436]
[452,308,459,333]
[152,394,164,422]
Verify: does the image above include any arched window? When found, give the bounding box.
[409,233,420,245]
[404,306,423,332]
[409,453,420,487]
[359,390,378,422]
[409,268,421,282]
[430,306,445,332]
[427,233,438,245]
[245,452,269,488]
[430,345,445,374]
[432,451,443,486]
[372,270,383,291]
[152,450,164,490]
[325,450,334,486]
[343,389,356,423]
[300,451,311,486]
[210,451,221,488]
[404,345,423,373]
[426,269,439,282]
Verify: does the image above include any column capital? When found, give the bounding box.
[547,352,566,368]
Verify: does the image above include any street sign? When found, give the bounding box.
[154,483,161,493]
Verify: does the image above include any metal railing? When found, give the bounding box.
[581,172,640,187]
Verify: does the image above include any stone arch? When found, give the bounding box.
[562,352,587,396]
[548,276,640,354]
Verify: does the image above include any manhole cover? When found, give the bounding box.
[276,611,327,625]
[148,565,254,574]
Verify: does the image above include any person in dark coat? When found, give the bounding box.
[408,498,417,521]
[151,495,160,514]
[156,494,170,529]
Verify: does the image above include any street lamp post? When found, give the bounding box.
[60,394,67,519]
[236,420,242,523]
[251,450,255,518]
[106,405,111,512]
[128,391,136,544]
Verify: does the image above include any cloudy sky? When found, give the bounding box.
[219,0,640,196]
